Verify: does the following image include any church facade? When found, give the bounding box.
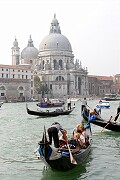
[35,14,89,98]
[0,14,89,101]
[11,14,89,98]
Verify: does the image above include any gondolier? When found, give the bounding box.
[67,97,71,110]
[81,97,87,114]
[47,122,65,148]
[114,103,120,122]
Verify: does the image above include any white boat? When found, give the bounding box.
[71,98,80,102]
[96,101,110,109]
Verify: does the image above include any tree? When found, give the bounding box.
[34,75,49,97]
[34,75,41,94]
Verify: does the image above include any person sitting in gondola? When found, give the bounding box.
[72,124,82,136]
[82,107,90,117]
[47,122,65,148]
[90,108,99,116]
[59,129,68,148]
[90,109,99,121]
[72,124,89,148]
[74,132,84,148]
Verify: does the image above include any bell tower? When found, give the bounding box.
[11,37,20,65]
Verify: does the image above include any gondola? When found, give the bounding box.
[82,109,120,132]
[34,125,92,171]
[26,104,75,117]
[36,100,65,108]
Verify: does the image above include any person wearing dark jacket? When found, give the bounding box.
[47,122,65,148]
[114,103,120,122]
[81,97,87,114]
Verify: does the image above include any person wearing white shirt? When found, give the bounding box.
[67,97,71,110]
[81,97,87,114]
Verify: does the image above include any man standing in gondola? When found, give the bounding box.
[67,96,71,110]
[114,103,120,122]
[47,122,65,148]
[81,97,87,114]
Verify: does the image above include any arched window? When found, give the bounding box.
[56,76,64,81]
[0,86,5,90]
[42,60,45,70]
[59,60,63,69]
[53,59,57,70]
[18,86,24,90]
[78,77,81,95]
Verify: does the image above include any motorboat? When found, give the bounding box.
[96,101,110,109]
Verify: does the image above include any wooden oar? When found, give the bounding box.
[67,143,77,165]
[100,112,120,133]
[100,116,112,133]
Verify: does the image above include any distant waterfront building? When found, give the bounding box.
[88,75,113,97]
[112,74,120,94]
[0,64,33,102]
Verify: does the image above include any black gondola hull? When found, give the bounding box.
[82,113,120,132]
[38,143,91,171]
[26,104,75,117]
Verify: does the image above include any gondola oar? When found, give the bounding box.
[67,143,77,165]
[100,116,112,133]
[100,112,120,133]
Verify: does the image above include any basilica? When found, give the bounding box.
[0,14,89,101]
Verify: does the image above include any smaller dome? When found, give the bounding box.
[21,35,38,59]
[21,47,38,59]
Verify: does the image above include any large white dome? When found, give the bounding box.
[39,33,72,52]
[39,14,72,52]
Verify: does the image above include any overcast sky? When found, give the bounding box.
[0,0,120,76]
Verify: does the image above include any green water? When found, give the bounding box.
[0,100,120,180]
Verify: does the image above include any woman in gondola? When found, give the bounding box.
[59,129,68,147]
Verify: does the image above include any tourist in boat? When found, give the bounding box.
[59,129,68,147]
[67,96,71,110]
[72,124,89,147]
[72,124,82,136]
[73,132,83,148]
[82,107,90,117]
[114,103,120,122]
[47,122,65,148]
[81,97,87,114]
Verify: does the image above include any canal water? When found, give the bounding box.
[0,100,120,180]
